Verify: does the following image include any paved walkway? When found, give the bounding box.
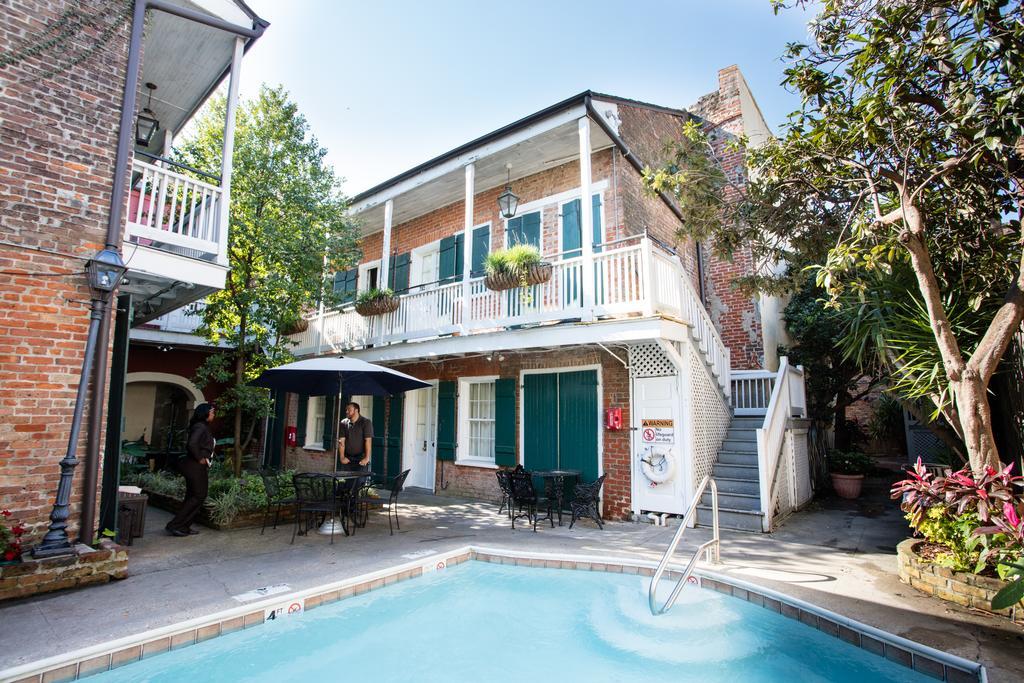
[2,476,1022,680]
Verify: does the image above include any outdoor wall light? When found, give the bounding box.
[497,163,519,219]
[85,248,127,293]
[135,82,160,147]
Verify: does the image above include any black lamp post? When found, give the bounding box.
[135,82,160,147]
[33,249,126,557]
[497,163,519,219]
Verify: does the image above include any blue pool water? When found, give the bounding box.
[91,562,933,682]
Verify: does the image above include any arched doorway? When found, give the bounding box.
[124,372,205,448]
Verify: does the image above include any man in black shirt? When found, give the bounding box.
[337,401,373,471]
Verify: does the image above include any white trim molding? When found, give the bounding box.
[125,372,205,405]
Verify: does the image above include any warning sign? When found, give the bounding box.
[265,598,305,622]
[641,419,675,444]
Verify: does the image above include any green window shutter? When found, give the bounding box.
[522,374,558,473]
[371,396,386,474]
[436,381,457,461]
[505,216,521,246]
[592,194,603,254]
[295,394,308,446]
[521,211,540,248]
[439,234,465,284]
[322,394,335,448]
[562,199,581,259]
[557,370,599,482]
[494,378,516,467]
[471,225,489,277]
[386,395,404,477]
[333,268,358,302]
[388,252,411,293]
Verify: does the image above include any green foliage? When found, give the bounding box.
[827,450,873,475]
[913,508,989,574]
[123,470,185,499]
[992,562,1024,609]
[175,85,360,469]
[483,244,543,277]
[868,394,905,442]
[355,288,395,307]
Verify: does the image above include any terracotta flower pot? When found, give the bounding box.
[831,473,865,499]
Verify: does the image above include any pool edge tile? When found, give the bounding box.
[141,637,170,658]
[108,645,141,670]
[77,654,110,678]
[196,623,221,643]
[40,664,78,683]
[169,630,197,650]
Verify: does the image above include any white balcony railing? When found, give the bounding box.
[291,237,732,398]
[125,159,225,264]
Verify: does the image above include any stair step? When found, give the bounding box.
[730,417,764,428]
[720,438,759,452]
[701,490,760,510]
[717,450,759,465]
[712,463,760,479]
[712,477,761,495]
[725,428,758,440]
[695,505,765,532]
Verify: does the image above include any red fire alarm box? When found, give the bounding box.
[286,426,297,447]
[604,407,622,431]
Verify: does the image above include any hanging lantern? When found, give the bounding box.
[135,82,160,147]
[497,163,519,219]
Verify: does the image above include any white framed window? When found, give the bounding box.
[305,396,326,450]
[458,376,497,466]
[358,260,381,293]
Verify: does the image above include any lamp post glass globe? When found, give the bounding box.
[86,249,127,293]
[498,186,518,219]
[135,110,160,146]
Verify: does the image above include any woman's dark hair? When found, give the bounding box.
[190,403,214,426]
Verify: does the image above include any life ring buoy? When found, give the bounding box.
[641,450,676,484]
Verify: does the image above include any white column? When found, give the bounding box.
[461,163,475,331]
[217,36,245,267]
[379,199,394,288]
[579,117,595,319]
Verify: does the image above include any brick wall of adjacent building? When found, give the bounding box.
[688,66,765,368]
[0,1,132,545]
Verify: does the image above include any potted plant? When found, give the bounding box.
[355,288,399,317]
[0,510,25,565]
[483,244,552,292]
[828,450,872,499]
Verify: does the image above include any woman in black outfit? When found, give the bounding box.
[166,403,216,537]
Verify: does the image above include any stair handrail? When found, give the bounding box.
[755,358,806,530]
[648,475,720,615]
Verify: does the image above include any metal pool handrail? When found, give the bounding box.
[648,475,720,615]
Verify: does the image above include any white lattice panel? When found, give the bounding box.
[629,342,676,378]
[793,432,813,506]
[688,344,730,488]
[773,448,793,521]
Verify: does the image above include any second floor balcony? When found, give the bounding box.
[291,235,731,393]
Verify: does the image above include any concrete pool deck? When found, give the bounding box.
[1,475,1022,681]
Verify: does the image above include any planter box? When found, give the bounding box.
[143,490,296,531]
[355,295,399,317]
[897,538,1022,620]
[484,262,552,292]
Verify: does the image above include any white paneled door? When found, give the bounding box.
[404,385,437,490]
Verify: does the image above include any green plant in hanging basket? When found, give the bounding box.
[355,288,399,317]
[483,245,552,293]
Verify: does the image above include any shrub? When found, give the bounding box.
[484,244,542,279]
[355,288,395,306]
[0,510,26,562]
[827,450,872,475]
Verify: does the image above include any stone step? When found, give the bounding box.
[695,505,765,532]
[716,450,759,465]
[712,462,760,480]
[701,489,760,511]
[712,477,761,495]
[725,428,758,441]
[720,438,759,452]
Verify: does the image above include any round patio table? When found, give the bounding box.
[316,471,374,536]
[533,469,581,526]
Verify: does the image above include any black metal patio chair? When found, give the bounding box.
[509,469,553,532]
[356,469,410,535]
[259,469,297,535]
[495,470,514,518]
[569,474,607,530]
[291,473,339,544]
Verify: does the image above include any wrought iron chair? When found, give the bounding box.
[495,470,514,518]
[569,474,607,530]
[357,469,410,535]
[291,473,339,544]
[259,470,297,535]
[509,469,553,532]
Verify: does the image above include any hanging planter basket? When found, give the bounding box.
[356,295,400,317]
[484,262,552,292]
[280,318,309,335]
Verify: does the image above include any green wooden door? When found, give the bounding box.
[386,395,404,477]
[371,396,386,475]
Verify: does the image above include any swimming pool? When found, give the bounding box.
[77,559,950,683]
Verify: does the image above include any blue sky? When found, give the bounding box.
[240,0,816,195]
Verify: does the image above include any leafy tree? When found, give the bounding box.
[176,85,358,474]
[646,1,1024,473]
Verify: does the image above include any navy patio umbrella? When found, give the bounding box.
[248,356,429,397]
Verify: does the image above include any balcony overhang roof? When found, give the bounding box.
[136,0,269,156]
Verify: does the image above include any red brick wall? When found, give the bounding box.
[0,1,131,544]
[688,67,765,368]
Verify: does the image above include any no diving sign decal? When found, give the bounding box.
[265,598,305,622]
[641,419,674,444]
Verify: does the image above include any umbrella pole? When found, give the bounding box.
[319,379,344,536]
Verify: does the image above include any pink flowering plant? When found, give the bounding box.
[0,510,26,562]
[892,459,1024,579]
